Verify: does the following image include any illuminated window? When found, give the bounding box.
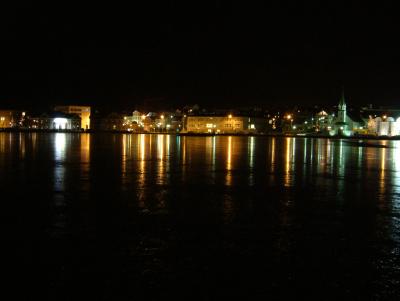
[206,123,213,128]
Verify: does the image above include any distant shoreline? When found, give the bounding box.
[1,128,400,140]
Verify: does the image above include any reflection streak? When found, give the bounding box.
[225,136,233,186]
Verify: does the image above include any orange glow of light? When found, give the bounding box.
[228,114,232,118]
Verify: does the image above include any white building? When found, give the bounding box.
[368,116,400,136]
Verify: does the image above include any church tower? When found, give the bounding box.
[338,89,347,123]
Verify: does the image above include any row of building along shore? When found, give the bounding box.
[2,95,400,137]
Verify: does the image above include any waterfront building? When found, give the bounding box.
[131,110,142,124]
[0,110,13,128]
[123,110,144,131]
[124,110,142,125]
[0,110,26,128]
[367,116,400,136]
[314,110,334,132]
[184,115,267,134]
[54,105,91,129]
[330,93,364,136]
[27,112,81,130]
[359,106,400,136]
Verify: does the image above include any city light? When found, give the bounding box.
[53,118,68,129]
[228,114,232,118]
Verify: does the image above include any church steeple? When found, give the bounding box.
[339,87,346,109]
[338,87,347,123]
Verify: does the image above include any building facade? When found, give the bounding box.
[26,112,81,130]
[330,93,364,136]
[54,106,91,129]
[367,116,400,136]
[184,115,267,134]
[0,110,25,128]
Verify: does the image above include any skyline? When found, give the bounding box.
[2,2,400,109]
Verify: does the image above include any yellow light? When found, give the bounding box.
[228,114,232,118]
[383,115,387,119]
[161,115,164,119]
[286,114,292,120]
[141,115,146,120]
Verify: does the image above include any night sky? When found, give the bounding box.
[1,1,400,110]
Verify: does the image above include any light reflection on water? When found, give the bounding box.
[2,133,400,196]
[54,133,66,192]
[1,133,400,298]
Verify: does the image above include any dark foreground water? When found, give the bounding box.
[1,133,400,300]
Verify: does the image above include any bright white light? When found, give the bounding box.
[54,118,68,129]
[250,124,255,129]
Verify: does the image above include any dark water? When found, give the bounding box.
[2,133,399,300]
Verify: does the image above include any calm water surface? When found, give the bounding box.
[2,133,400,300]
